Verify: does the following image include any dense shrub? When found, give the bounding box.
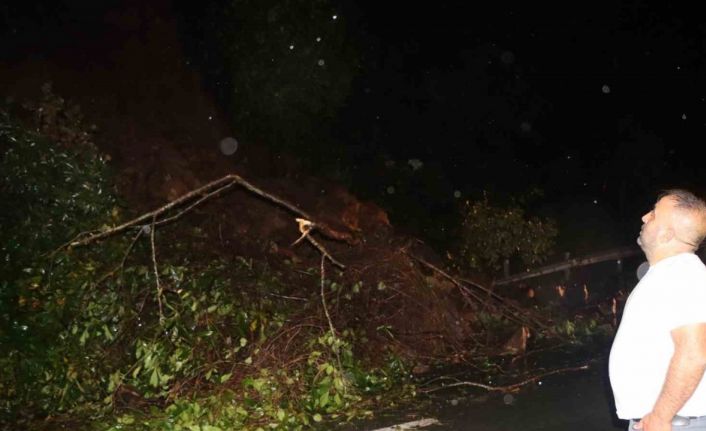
[459,196,558,272]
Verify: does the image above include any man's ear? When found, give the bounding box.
[661,226,676,244]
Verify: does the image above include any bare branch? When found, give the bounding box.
[150,214,164,324]
[65,173,355,249]
[406,252,551,332]
[293,218,345,269]
[420,364,589,394]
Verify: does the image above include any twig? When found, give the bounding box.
[65,173,354,249]
[68,175,236,248]
[94,228,144,286]
[150,214,164,324]
[420,364,589,394]
[320,256,344,377]
[153,181,237,227]
[407,253,550,331]
[293,218,345,269]
[265,292,308,302]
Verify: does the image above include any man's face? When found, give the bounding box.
[638,196,676,251]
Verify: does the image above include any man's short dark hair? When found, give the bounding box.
[659,189,706,212]
[659,188,706,248]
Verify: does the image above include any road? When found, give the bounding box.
[341,363,627,431]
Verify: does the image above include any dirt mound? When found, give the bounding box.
[0,0,527,368]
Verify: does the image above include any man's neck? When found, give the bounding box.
[647,248,693,266]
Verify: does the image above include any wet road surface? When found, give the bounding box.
[342,362,627,431]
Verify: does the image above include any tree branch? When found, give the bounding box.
[420,364,589,393]
[64,173,355,249]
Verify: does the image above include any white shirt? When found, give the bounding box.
[609,252,706,419]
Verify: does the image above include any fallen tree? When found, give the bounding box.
[0,95,616,430]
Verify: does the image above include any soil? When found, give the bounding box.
[0,0,622,370]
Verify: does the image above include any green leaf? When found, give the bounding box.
[252,378,266,392]
[319,391,329,407]
[220,373,232,383]
[102,324,114,341]
[149,368,159,387]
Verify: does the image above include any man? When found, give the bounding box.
[610,189,706,431]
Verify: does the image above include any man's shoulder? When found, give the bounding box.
[663,253,706,271]
[668,254,706,293]
[676,253,706,272]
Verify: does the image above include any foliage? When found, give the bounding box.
[458,196,558,272]
[0,98,413,430]
[549,316,615,346]
[0,106,120,421]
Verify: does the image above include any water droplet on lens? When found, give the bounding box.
[219,137,239,156]
[500,51,515,64]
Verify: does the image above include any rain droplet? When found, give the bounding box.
[682,113,687,120]
[219,137,239,156]
[602,84,611,94]
[503,394,514,405]
[500,51,515,64]
[520,121,532,132]
[318,59,325,66]
[316,37,321,42]
[289,45,294,50]
[332,15,338,20]
[408,159,423,171]
[454,190,461,198]
[386,186,395,195]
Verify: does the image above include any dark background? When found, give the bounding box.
[2,0,705,255]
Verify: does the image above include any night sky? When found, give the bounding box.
[341,2,706,205]
[3,1,706,251]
